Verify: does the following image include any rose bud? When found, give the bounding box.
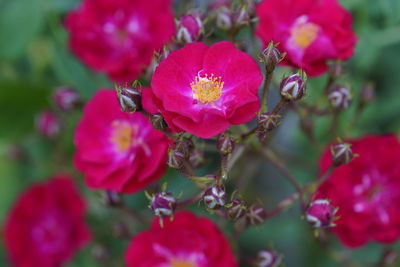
[150,192,177,218]
[330,141,353,167]
[259,42,285,73]
[246,204,266,225]
[217,134,235,155]
[328,85,352,110]
[203,186,226,210]
[255,249,282,267]
[258,113,281,132]
[232,6,250,28]
[167,148,185,169]
[189,149,205,168]
[151,114,167,131]
[227,199,247,221]
[36,110,61,139]
[53,86,80,112]
[115,82,142,112]
[174,137,194,158]
[101,190,123,207]
[280,72,307,101]
[176,14,203,44]
[215,6,233,30]
[306,199,338,228]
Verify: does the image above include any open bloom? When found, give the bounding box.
[143,41,263,138]
[65,0,175,82]
[256,0,357,76]
[74,89,169,193]
[316,135,400,247]
[4,175,91,267]
[125,211,237,266]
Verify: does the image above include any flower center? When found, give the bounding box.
[170,259,196,267]
[110,121,134,152]
[190,73,224,104]
[290,17,319,49]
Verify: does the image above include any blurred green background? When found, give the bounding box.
[0,0,400,266]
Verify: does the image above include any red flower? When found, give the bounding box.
[65,0,175,82]
[316,135,400,248]
[125,211,238,267]
[143,41,263,138]
[256,0,357,77]
[74,89,169,193]
[4,175,91,267]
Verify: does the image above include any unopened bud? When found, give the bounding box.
[217,134,235,155]
[255,250,282,267]
[246,204,266,225]
[330,141,353,166]
[215,6,233,30]
[176,14,203,44]
[36,111,61,139]
[203,186,226,210]
[150,192,177,218]
[101,190,123,207]
[306,199,338,228]
[115,82,142,112]
[151,114,167,130]
[167,148,184,169]
[227,199,247,221]
[53,86,80,112]
[232,6,250,27]
[280,72,307,101]
[328,85,352,110]
[259,42,285,73]
[174,138,194,158]
[258,113,281,132]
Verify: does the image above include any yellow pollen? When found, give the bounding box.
[190,73,224,104]
[290,20,319,49]
[170,259,195,267]
[110,121,133,152]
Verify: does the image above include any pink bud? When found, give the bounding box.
[203,186,226,210]
[176,14,203,44]
[280,72,307,101]
[36,111,61,139]
[306,199,338,228]
[255,250,282,267]
[53,86,80,112]
[151,192,177,218]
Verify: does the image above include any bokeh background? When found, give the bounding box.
[1,0,400,266]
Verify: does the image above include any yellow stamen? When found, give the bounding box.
[170,258,195,267]
[290,19,319,49]
[190,73,224,104]
[110,121,132,152]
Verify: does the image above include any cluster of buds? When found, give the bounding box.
[257,113,281,141]
[259,42,286,73]
[305,199,338,228]
[115,81,142,112]
[53,86,80,112]
[217,134,235,155]
[280,71,307,101]
[255,249,283,267]
[330,140,354,167]
[203,185,226,210]
[328,85,352,110]
[36,110,61,139]
[176,13,203,44]
[167,137,194,169]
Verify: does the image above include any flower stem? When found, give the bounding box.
[260,68,274,113]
